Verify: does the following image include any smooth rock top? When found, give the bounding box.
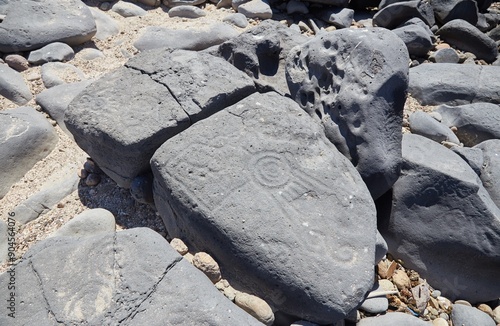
[152,91,377,324]
[0,0,96,53]
[451,304,496,326]
[286,27,409,199]
[0,64,32,105]
[28,42,75,65]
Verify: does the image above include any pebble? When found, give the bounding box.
[432,317,449,326]
[78,169,88,179]
[360,283,389,314]
[111,1,147,17]
[438,296,452,310]
[183,252,194,263]
[85,173,101,187]
[478,303,494,317]
[215,279,238,301]
[192,252,222,283]
[392,269,411,290]
[379,279,397,292]
[455,299,472,307]
[222,13,248,28]
[84,159,101,174]
[439,312,449,320]
[493,305,500,323]
[28,42,75,65]
[170,238,189,255]
[168,5,206,18]
[433,48,459,63]
[234,292,275,326]
[78,48,104,61]
[4,54,30,71]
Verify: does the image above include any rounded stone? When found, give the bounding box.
[493,305,500,323]
[170,238,189,255]
[477,303,494,317]
[85,173,101,187]
[455,300,472,307]
[192,252,221,283]
[235,292,275,326]
[392,270,411,290]
[432,317,449,326]
[4,54,30,71]
[434,48,459,63]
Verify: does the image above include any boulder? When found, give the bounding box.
[111,1,147,17]
[409,64,500,105]
[436,103,500,146]
[0,0,96,53]
[379,134,500,303]
[437,19,498,63]
[475,140,500,208]
[50,208,116,238]
[392,23,433,57]
[0,107,58,199]
[133,23,239,51]
[0,64,32,105]
[0,228,261,325]
[450,146,484,176]
[151,91,377,324]
[212,20,308,95]
[286,27,409,199]
[238,0,272,19]
[66,49,255,188]
[430,0,478,25]
[89,7,120,41]
[373,0,435,29]
[168,5,207,18]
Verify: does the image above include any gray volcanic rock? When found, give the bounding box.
[66,49,255,188]
[373,0,435,29]
[436,103,500,146]
[451,146,484,176]
[475,140,500,208]
[41,62,86,88]
[286,28,409,199]
[0,107,58,199]
[392,24,433,57]
[212,20,308,95]
[451,304,496,326]
[0,64,32,105]
[238,0,273,19]
[28,42,75,65]
[379,134,500,303]
[409,64,500,105]
[0,220,7,265]
[437,19,498,63]
[133,23,239,51]
[0,0,96,53]
[0,228,261,325]
[168,5,207,18]
[50,208,116,238]
[151,91,377,324]
[409,111,460,144]
[36,80,93,137]
[430,0,478,25]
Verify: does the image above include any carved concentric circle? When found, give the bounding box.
[252,153,291,188]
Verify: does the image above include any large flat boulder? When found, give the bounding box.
[0,0,96,53]
[65,49,255,188]
[151,91,377,324]
[0,227,261,325]
[379,134,500,303]
[286,27,409,199]
[409,64,500,105]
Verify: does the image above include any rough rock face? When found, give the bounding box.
[65,49,255,188]
[151,91,377,324]
[379,134,500,303]
[286,27,409,199]
[211,20,308,95]
[0,0,96,53]
[0,107,58,199]
[0,228,261,325]
[475,140,500,208]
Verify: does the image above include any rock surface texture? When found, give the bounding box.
[286,27,409,199]
[152,91,377,324]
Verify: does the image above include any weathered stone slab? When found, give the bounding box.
[151,91,377,324]
[66,49,255,188]
[0,228,261,325]
[379,134,500,303]
[286,27,409,199]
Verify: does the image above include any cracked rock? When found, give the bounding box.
[0,228,261,325]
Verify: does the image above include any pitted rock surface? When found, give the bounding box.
[286,27,409,199]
